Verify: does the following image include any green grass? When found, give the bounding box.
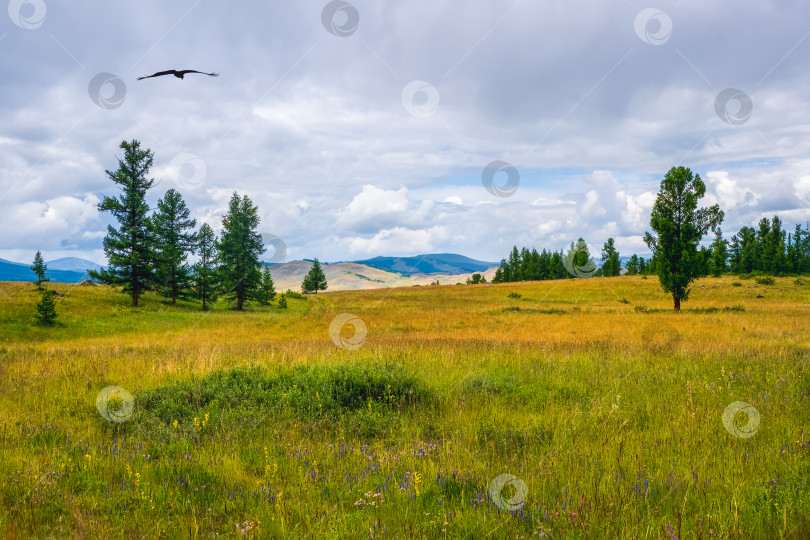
[0,276,808,538]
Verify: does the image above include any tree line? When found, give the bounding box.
[491,167,808,311]
[85,140,327,309]
[491,215,809,286]
[28,154,808,317]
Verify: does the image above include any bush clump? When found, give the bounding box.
[136,362,430,426]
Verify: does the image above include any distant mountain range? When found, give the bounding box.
[0,253,646,289]
[0,253,498,284]
[0,257,102,283]
[352,253,498,274]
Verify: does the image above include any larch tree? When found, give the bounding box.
[152,188,196,304]
[193,223,218,310]
[31,251,49,289]
[34,289,58,326]
[598,238,621,277]
[216,192,264,310]
[257,266,277,305]
[88,140,157,307]
[643,166,724,312]
[302,258,328,293]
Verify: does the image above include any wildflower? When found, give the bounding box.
[173,419,179,430]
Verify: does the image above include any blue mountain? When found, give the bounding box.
[352,253,499,275]
[0,257,100,283]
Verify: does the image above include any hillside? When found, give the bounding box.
[0,275,807,538]
[0,255,498,290]
[266,260,498,291]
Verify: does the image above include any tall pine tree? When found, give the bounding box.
[31,251,48,289]
[152,189,196,304]
[193,223,218,310]
[216,192,264,310]
[88,140,156,307]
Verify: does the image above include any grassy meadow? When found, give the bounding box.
[0,276,808,538]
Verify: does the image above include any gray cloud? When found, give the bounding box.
[2,1,810,264]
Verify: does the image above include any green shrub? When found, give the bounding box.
[755,276,775,286]
[136,362,431,426]
[731,281,743,287]
[507,292,522,299]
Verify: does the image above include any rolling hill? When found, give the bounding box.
[0,254,497,290]
[264,260,498,291]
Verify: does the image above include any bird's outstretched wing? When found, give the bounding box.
[137,70,177,80]
[178,70,219,77]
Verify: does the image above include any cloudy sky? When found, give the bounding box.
[2,0,810,265]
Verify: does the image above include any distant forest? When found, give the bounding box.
[492,216,810,283]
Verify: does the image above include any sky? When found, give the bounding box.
[2,0,810,265]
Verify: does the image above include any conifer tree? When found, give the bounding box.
[152,189,196,304]
[625,254,640,276]
[302,258,328,293]
[88,140,157,307]
[598,238,621,277]
[710,229,728,277]
[257,266,276,305]
[193,223,218,310]
[34,290,57,326]
[216,192,264,310]
[31,251,49,289]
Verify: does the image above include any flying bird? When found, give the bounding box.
[137,69,219,81]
